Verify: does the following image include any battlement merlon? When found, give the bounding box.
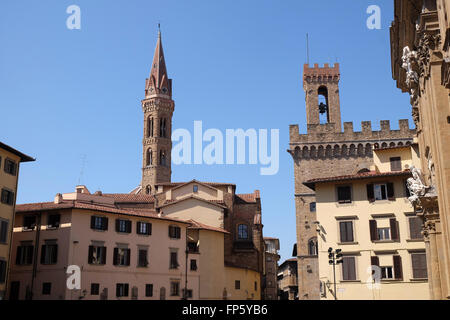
[303,63,340,87]
[289,119,416,145]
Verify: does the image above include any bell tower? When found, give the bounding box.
[303,63,342,132]
[141,29,174,194]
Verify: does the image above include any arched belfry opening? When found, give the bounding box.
[318,86,329,124]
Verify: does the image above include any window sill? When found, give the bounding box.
[91,229,107,232]
[381,279,402,283]
[114,265,130,268]
[337,242,359,245]
[339,280,361,283]
[46,226,60,230]
[373,240,397,244]
[137,265,149,269]
[410,278,428,282]
[406,239,423,242]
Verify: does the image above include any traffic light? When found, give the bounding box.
[335,249,343,264]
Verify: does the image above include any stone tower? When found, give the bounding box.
[141,30,174,194]
[289,63,415,300]
[304,63,342,132]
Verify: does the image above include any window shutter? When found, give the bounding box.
[369,220,378,241]
[126,249,131,266]
[116,284,121,297]
[339,222,346,243]
[410,217,422,239]
[371,256,379,266]
[390,218,399,241]
[393,255,403,280]
[53,244,58,263]
[127,221,132,233]
[103,217,108,230]
[16,246,22,265]
[41,245,46,264]
[27,246,34,265]
[115,219,120,232]
[90,216,95,229]
[88,246,94,264]
[113,248,119,266]
[347,222,354,242]
[367,184,375,202]
[168,226,172,238]
[101,247,107,265]
[137,222,141,234]
[387,183,395,200]
[148,223,152,235]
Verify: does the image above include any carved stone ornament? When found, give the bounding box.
[407,166,428,206]
[401,46,420,106]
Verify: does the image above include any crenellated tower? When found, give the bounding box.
[141,30,174,194]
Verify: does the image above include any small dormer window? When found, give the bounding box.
[193,185,198,193]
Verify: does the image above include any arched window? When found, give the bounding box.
[318,86,329,124]
[160,150,166,166]
[146,149,153,166]
[160,118,167,138]
[308,238,318,256]
[146,185,151,194]
[147,117,154,138]
[237,224,249,240]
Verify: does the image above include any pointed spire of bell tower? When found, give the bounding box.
[145,25,172,98]
[141,26,174,195]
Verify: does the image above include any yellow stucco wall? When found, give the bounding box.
[316,175,430,300]
[373,147,414,172]
[0,148,20,298]
[224,266,261,300]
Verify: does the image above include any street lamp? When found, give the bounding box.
[328,247,343,300]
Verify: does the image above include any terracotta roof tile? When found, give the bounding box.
[187,219,229,234]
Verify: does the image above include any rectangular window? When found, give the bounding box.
[309,202,316,212]
[342,256,357,281]
[187,242,199,253]
[137,222,152,235]
[170,251,178,269]
[4,159,17,176]
[16,243,34,265]
[381,266,394,279]
[42,282,52,295]
[169,226,181,239]
[390,157,402,171]
[91,216,108,231]
[337,186,352,203]
[235,280,240,290]
[116,283,129,297]
[0,259,6,284]
[113,248,130,266]
[409,216,423,240]
[145,284,153,297]
[138,249,148,267]
[91,283,100,295]
[339,221,354,243]
[190,259,197,271]
[1,189,15,206]
[116,219,131,233]
[47,214,61,229]
[88,246,107,265]
[41,242,58,265]
[23,215,36,230]
[0,219,9,243]
[377,227,391,240]
[193,185,198,193]
[411,253,428,279]
[374,184,388,200]
[170,281,180,296]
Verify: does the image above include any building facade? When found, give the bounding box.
[390,0,450,299]
[306,146,429,300]
[263,237,280,300]
[0,142,34,300]
[277,258,298,300]
[289,63,416,299]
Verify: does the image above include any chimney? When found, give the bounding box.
[54,193,63,204]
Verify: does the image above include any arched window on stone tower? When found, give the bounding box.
[146,149,153,166]
[308,237,318,256]
[145,185,151,194]
[160,150,167,166]
[160,118,167,138]
[147,117,154,138]
[318,86,330,124]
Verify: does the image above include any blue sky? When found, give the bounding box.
[0,0,412,262]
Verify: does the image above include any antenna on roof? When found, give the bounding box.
[78,154,87,186]
[306,33,310,65]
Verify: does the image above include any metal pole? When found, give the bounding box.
[333,253,337,300]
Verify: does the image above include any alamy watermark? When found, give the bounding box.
[172,121,279,176]
[366,5,381,30]
[66,5,81,30]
